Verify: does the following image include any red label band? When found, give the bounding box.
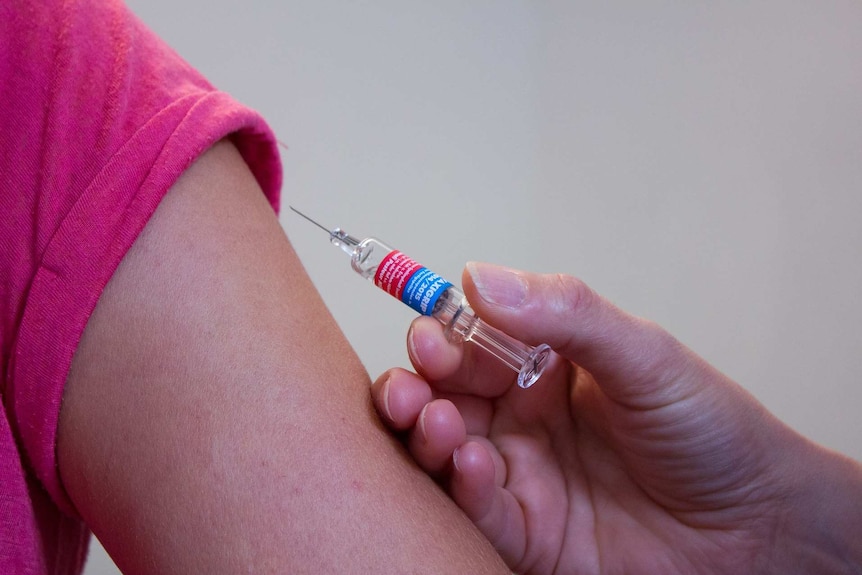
[374,251,423,300]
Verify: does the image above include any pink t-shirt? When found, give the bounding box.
[0,0,282,572]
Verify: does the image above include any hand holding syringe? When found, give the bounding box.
[290,207,551,388]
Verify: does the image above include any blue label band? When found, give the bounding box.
[402,267,452,315]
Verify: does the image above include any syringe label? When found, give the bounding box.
[374,251,452,316]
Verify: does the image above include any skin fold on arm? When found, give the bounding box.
[57,140,509,574]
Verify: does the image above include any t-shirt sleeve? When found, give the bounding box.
[0,0,282,517]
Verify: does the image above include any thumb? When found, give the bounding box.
[463,262,697,407]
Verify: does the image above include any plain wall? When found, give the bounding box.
[87,2,862,573]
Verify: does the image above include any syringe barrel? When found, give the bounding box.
[349,237,551,388]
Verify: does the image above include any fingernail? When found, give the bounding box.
[417,406,428,443]
[407,325,423,371]
[380,376,394,423]
[452,446,462,472]
[466,262,527,309]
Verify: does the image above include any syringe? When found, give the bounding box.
[290,207,551,388]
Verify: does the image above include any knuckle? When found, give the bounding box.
[549,273,593,316]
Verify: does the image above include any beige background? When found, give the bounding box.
[86,2,862,572]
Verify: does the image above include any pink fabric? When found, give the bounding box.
[0,0,282,572]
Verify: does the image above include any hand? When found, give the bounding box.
[371,262,862,574]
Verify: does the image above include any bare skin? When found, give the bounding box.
[57,141,510,574]
[372,262,862,574]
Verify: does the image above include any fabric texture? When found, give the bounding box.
[0,1,282,572]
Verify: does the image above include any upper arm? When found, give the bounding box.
[57,140,507,574]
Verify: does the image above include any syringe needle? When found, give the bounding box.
[290,206,361,254]
[288,206,332,234]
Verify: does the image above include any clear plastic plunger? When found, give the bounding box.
[325,227,551,389]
